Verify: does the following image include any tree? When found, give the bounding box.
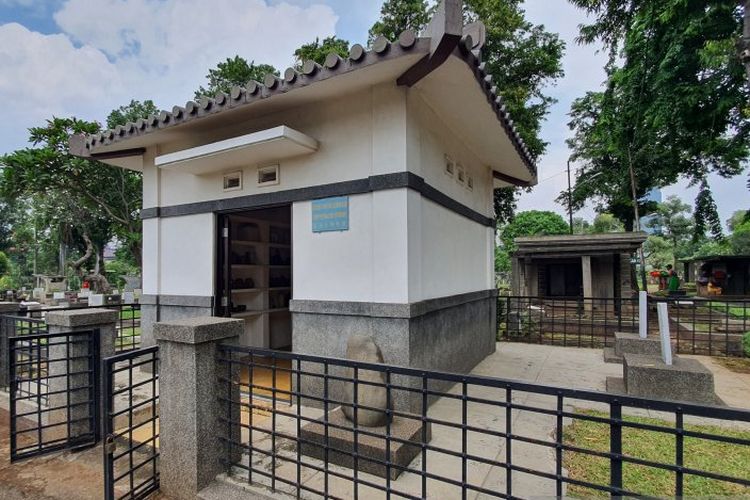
[368,0,430,44]
[368,0,565,223]
[572,216,591,234]
[293,36,350,68]
[565,0,749,231]
[591,213,625,233]
[643,235,673,270]
[645,196,694,257]
[0,117,143,270]
[0,251,9,277]
[195,56,278,99]
[730,220,750,254]
[496,210,569,272]
[106,99,159,129]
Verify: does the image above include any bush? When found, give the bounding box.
[743,331,750,358]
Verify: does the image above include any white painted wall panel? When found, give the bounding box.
[292,191,410,303]
[418,198,492,300]
[142,218,159,295]
[158,213,215,296]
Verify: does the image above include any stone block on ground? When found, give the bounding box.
[300,407,430,480]
[623,353,722,406]
[614,331,673,358]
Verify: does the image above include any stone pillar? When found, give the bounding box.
[0,302,21,388]
[582,255,593,313]
[45,309,118,441]
[154,317,242,499]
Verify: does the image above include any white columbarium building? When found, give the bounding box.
[71,4,537,377]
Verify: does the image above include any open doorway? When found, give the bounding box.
[216,205,292,403]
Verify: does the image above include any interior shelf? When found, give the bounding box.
[223,211,292,351]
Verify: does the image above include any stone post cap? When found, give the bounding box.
[46,308,119,327]
[154,316,243,345]
[0,302,21,314]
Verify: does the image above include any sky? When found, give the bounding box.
[0,0,746,225]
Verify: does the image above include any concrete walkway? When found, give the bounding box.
[224,343,750,499]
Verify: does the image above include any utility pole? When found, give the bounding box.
[567,160,574,234]
[627,148,648,292]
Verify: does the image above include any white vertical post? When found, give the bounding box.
[638,290,648,339]
[656,302,673,365]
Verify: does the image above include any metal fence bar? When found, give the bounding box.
[498,295,750,357]
[102,345,159,500]
[216,345,750,499]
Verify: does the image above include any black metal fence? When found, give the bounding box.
[6,302,142,352]
[498,295,750,357]
[9,329,100,461]
[215,346,750,498]
[102,346,160,500]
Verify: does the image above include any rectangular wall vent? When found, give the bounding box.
[444,155,455,177]
[258,164,280,186]
[223,171,242,191]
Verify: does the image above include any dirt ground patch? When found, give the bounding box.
[0,408,168,499]
[715,357,750,374]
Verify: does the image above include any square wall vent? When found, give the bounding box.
[444,155,455,177]
[258,164,280,186]
[223,171,242,191]
[456,164,466,184]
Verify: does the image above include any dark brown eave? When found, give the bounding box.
[493,170,533,187]
[71,31,536,180]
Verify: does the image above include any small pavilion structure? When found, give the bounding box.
[511,233,647,307]
[69,0,537,381]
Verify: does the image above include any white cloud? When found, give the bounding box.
[53,0,338,105]
[0,22,124,147]
[0,0,338,154]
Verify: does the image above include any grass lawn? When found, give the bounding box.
[563,409,750,497]
[119,306,142,320]
[709,302,750,319]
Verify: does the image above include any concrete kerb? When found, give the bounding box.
[154,316,243,500]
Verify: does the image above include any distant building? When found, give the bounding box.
[681,255,750,297]
[640,189,662,234]
[511,232,647,310]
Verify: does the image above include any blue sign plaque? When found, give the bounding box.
[312,196,349,232]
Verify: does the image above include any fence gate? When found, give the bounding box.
[9,329,100,461]
[103,346,160,500]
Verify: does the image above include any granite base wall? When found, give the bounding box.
[140,296,214,349]
[292,292,496,412]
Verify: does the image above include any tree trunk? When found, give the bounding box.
[743,0,750,83]
[70,232,94,278]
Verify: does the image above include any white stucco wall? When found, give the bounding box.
[148,83,407,209]
[292,190,409,303]
[157,213,215,296]
[139,81,498,305]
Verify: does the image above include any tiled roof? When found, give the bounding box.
[78,30,536,178]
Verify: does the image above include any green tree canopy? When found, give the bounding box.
[564,0,749,232]
[0,251,9,277]
[645,196,693,255]
[496,210,570,272]
[591,213,625,233]
[643,235,673,270]
[106,99,159,129]
[195,56,278,99]
[368,0,431,43]
[368,0,565,223]
[293,36,350,68]
[0,117,143,270]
